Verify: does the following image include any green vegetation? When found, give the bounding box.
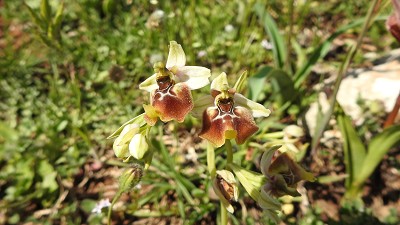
[0,0,398,224]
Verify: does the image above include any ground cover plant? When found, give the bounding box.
[0,0,399,224]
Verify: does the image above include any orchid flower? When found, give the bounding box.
[196,72,271,147]
[260,148,315,197]
[139,41,211,125]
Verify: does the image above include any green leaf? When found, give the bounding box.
[336,104,366,189]
[355,125,400,188]
[233,70,248,94]
[254,3,287,69]
[38,160,58,192]
[268,69,297,107]
[24,2,46,31]
[248,66,273,101]
[0,122,18,141]
[51,0,64,42]
[80,199,97,213]
[40,0,52,23]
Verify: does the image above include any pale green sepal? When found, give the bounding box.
[260,145,281,176]
[234,93,271,118]
[211,72,229,91]
[166,41,186,69]
[107,114,145,139]
[229,163,263,199]
[139,74,158,92]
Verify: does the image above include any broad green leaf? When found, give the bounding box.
[268,69,297,107]
[336,104,366,188]
[355,125,400,187]
[248,66,273,101]
[254,3,287,70]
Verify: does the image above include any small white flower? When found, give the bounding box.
[197,50,207,58]
[261,39,273,50]
[224,24,234,32]
[91,199,111,214]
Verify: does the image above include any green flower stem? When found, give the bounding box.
[107,190,123,225]
[207,141,216,177]
[220,201,228,225]
[225,140,233,166]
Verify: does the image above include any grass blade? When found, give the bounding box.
[336,104,366,189]
[354,125,400,188]
[254,3,287,70]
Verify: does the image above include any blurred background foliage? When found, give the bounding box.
[0,0,398,224]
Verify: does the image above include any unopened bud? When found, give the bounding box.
[129,133,149,160]
[119,164,143,192]
[113,124,140,158]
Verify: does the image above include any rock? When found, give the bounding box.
[337,50,400,124]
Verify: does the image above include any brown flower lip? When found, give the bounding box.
[199,93,259,147]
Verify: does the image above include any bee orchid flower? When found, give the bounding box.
[139,41,211,125]
[260,148,315,197]
[197,72,271,147]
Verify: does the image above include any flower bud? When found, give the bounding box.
[129,133,149,160]
[212,170,238,213]
[119,164,143,192]
[113,124,139,158]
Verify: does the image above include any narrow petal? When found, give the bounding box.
[139,74,158,92]
[166,41,186,70]
[192,95,214,118]
[175,66,211,90]
[234,93,271,118]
